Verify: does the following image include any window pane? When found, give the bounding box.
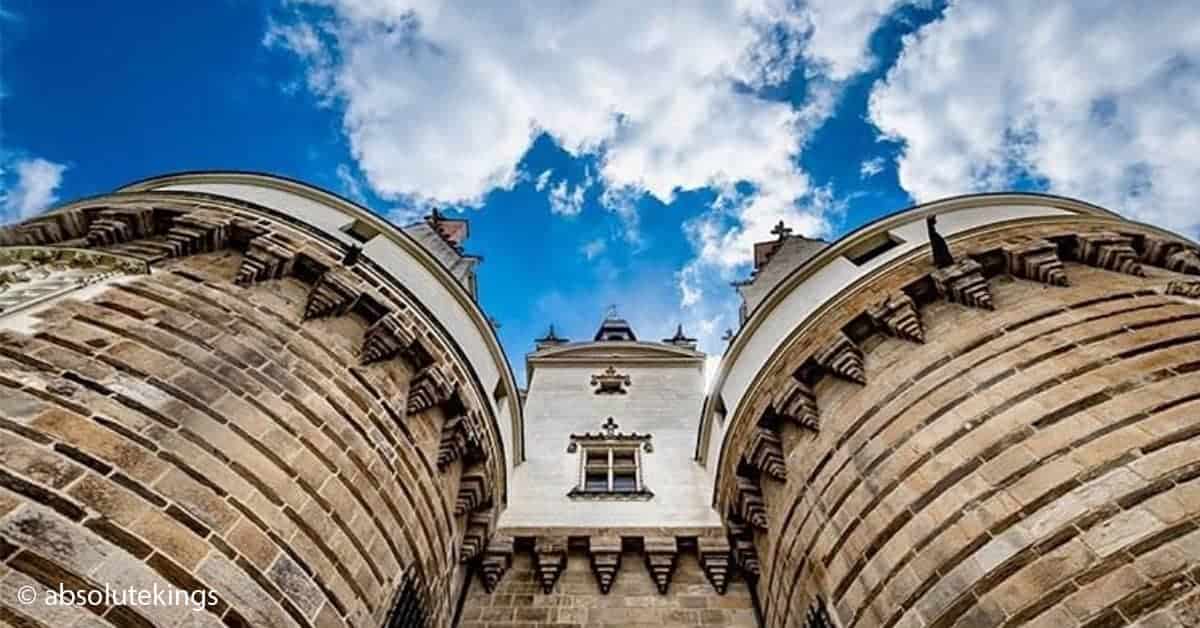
[612,472,637,491]
[585,472,608,491]
[611,449,636,464]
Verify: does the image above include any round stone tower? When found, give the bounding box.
[703,193,1200,627]
[0,172,522,628]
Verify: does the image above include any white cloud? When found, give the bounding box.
[860,155,886,178]
[870,0,1200,237]
[1,158,68,224]
[335,163,367,203]
[548,170,592,216]
[266,0,915,354]
[533,169,553,192]
[580,238,606,260]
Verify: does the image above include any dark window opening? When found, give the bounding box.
[385,570,427,628]
[846,232,903,266]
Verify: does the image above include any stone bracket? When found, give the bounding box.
[236,233,299,285]
[454,470,492,516]
[728,523,760,579]
[773,378,819,431]
[460,512,493,563]
[734,476,769,530]
[1003,238,1069,286]
[868,293,925,343]
[931,258,994,310]
[698,537,732,595]
[410,364,455,416]
[162,210,231,258]
[745,427,787,481]
[1074,232,1145,276]
[643,536,679,595]
[85,207,157,247]
[1140,236,1200,275]
[304,267,361,320]
[438,412,485,471]
[814,332,866,384]
[534,538,567,594]
[588,536,622,594]
[361,312,420,366]
[479,535,514,593]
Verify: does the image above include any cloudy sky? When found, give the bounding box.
[3,1,1199,382]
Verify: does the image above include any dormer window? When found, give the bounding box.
[567,418,653,500]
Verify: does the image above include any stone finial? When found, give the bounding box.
[745,427,787,481]
[304,268,360,320]
[643,536,679,595]
[868,293,925,343]
[361,313,418,365]
[236,235,298,285]
[774,378,819,431]
[437,413,483,470]
[1166,280,1200,299]
[734,476,769,530]
[163,210,230,257]
[408,365,453,415]
[1075,232,1145,276]
[455,470,491,515]
[1004,239,1069,286]
[588,536,622,594]
[460,512,493,563]
[534,538,567,594]
[814,332,866,384]
[698,537,732,595]
[480,535,514,593]
[930,258,994,310]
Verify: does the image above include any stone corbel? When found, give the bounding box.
[438,412,484,471]
[304,268,361,320]
[773,378,819,431]
[734,476,769,530]
[236,234,299,285]
[1140,236,1200,275]
[479,535,513,593]
[1003,238,1069,286]
[643,536,678,595]
[1074,232,1145,276]
[408,364,454,414]
[814,332,866,384]
[86,207,156,247]
[588,535,622,594]
[163,210,231,257]
[1166,280,1200,299]
[459,512,493,563]
[931,258,994,310]
[534,538,567,594]
[745,427,787,481]
[454,470,491,515]
[698,537,732,594]
[868,293,925,343]
[728,523,760,579]
[361,312,419,366]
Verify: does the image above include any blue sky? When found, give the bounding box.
[3,1,1199,383]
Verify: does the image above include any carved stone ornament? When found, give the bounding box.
[591,365,631,394]
[0,246,149,318]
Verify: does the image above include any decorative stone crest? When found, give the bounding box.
[589,536,622,594]
[567,417,653,452]
[479,535,514,593]
[591,365,631,394]
[643,536,679,595]
[698,537,732,595]
[1074,232,1145,276]
[814,332,866,384]
[930,258,994,310]
[1004,239,1069,286]
[745,427,787,480]
[868,293,925,343]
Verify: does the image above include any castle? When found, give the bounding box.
[1,171,1199,627]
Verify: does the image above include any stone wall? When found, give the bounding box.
[0,196,507,628]
[717,224,1200,627]
[461,546,757,627]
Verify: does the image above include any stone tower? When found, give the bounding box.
[2,175,1200,628]
[702,194,1200,627]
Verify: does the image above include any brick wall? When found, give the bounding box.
[736,246,1200,626]
[0,193,507,628]
[461,549,757,627]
